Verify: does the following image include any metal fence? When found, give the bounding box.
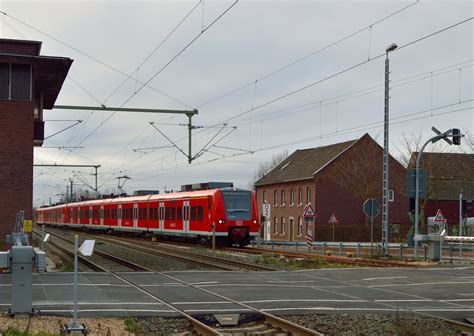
[251,240,474,262]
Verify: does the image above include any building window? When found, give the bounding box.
[298,188,302,205]
[273,217,278,235]
[298,217,303,236]
[274,190,278,206]
[281,217,286,235]
[289,217,294,238]
[389,190,395,202]
[281,189,285,206]
[290,188,294,205]
[306,187,312,204]
[0,63,9,99]
[263,190,266,203]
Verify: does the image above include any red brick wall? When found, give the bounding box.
[255,135,410,243]
[315,136,408,242]
[0,40,40,56]
[0,100,34,249]
[256,179,315,241]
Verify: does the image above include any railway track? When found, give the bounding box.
[35,228,320,335]
[224,246,418,268]
[43,226,276,272]
[33,231,153,272]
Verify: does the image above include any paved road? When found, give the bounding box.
[0,266,473,321]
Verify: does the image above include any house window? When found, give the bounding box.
[298,217,303,236]
[290,188,294,205]
[389,190,395,202]
[274,190,278,206]
[273,217,278,235]
[298,188,302,205]
[306,187,312,204]
[0,63,9,99]
[281,189,285,206]
[281,217,286,235]
[11,63,32,100]
[263,190,266,203]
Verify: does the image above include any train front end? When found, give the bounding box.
[216,188,259,246]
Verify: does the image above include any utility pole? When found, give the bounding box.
[70,179,74,202]
[53,105,198,163]
[382,43,398,257]
[34,164,100,194]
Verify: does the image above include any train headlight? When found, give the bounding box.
[218,219,225,224]
[253,220,257,224]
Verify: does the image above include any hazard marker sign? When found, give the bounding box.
[328,213,338,224]
[434,209,446,223]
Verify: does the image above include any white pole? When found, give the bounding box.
[73,234,78,325]
[459,193,463,259]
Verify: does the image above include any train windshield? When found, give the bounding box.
[222,190,252,220]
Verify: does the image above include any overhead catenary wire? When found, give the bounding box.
[200,17,473,129]
[196,0,420,108]
[103,0,203,105]
[0,10,191,108]
[99,58,473,185]
[130,103,472,182]
[73,0,239,147]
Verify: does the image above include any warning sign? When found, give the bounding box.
[303,204,316,219]
[328,213,338,224]
[23,220,32,233]
[434,209,446,223]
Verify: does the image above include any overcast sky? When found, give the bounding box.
[0,0,472,206]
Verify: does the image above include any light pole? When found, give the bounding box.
[382,43,398,257]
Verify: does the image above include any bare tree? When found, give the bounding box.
[249,150,288,189]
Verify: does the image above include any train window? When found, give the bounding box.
[139,208,143,220]
[152,208,158,220]
[170,207,176,220]
[165,207,170,220]
[191,206,197,221]
[197,206,203,221]
[177,207,182,221]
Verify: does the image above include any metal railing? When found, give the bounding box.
[251,240,474,261]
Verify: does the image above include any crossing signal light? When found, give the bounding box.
[452,128,461,145]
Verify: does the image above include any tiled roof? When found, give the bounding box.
[254,137,358,187]
[409,152,474,200]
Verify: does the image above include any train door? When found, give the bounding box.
[118,204,122,227]
[100,206,104,226]
[159,202,164,232]
[133,203,138,229]
[183,201,190,233]
[89,206,92,226]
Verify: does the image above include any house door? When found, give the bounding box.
[289,218,294,241]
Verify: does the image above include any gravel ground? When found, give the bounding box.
[0,316,131,335]
[135,313,465,335]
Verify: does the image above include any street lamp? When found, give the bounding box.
[382,42,398,256]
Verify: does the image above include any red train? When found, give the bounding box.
[36,187,259,246]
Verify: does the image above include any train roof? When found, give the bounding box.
[37,188,235,210]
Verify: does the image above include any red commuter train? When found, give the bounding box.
[36,187,259,246]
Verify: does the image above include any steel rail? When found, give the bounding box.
[39,227,321,335]
[83,232,274,271]
[229,246,418,267]
[39,230,153,272]
[33,231,107,272]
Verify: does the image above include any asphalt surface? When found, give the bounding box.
[0,266,473,321]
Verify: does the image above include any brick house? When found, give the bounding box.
[408,152,474,233]
[254,133,408,242]
[0,39,72,248]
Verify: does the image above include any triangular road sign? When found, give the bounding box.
[303,204,316,219]
[328,213,338,224]
[434,209,446,223]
